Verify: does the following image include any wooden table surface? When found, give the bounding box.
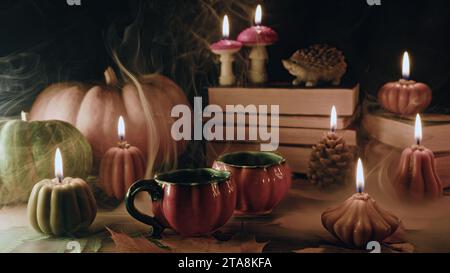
[0,174,450,252]
[0,141,450,252]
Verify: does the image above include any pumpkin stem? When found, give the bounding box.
[21,111,28,122]
[104,67,119,86]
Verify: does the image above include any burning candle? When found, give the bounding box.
[378,51,432,115]
[393,114,443,201]
[210,15,242,86]
[118,116,126,142]
[54,148,64,182]
[330,105,337,134]
[237,4,278,84]
[307,106,353,189]
[27,148,97,236]
[99,116,146,200]
[321,158,401,249]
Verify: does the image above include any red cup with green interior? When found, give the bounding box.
[125,168,235,237]
[212,151,292,215]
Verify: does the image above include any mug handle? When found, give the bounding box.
[125,179,165,238]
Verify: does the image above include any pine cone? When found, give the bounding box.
[308,132,354,189]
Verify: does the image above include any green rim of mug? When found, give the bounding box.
[155,168,231,186]
[216,151,286,169]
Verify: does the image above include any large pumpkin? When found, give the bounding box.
[0,119,92,205]
[29,67,189,171]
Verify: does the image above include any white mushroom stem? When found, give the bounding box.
[248,45,268,84]
[218,53,236,86]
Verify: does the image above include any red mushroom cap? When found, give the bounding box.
[237,26,278,46]
[210,39,242,54]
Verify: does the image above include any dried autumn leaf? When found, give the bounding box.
[162,235,267,253]
[107,227,169,253]
[387,243,415,253]
[295,247,327,253]
[294,246,361,253]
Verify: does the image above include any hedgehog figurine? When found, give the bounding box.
[282,44,347,87]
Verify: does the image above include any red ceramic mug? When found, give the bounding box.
[212,151,292,215]
[125,168,236,237]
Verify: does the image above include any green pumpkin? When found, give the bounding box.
[0,119,92,205]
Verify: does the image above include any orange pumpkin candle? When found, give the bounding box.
[393,114,442,201]
[99,116,146,200]
[378,52,432,115]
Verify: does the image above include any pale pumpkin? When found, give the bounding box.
[99,142,146,200]
[29,67,190,170]
[0,119,92,205]
[28,177,97,236]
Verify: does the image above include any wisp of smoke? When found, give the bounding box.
[105,0,257,172]
[0,53,47,117]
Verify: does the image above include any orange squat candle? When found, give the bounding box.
[378,52,432,115]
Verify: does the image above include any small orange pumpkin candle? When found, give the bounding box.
[393,114,442,201]
[378,52,432,115]
[99,116,146,200]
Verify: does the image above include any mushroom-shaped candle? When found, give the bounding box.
[210,15,242,86]
[393,114,443,201]
[378,51,432,115]
[99,116,147,200]
[321,159,401,249]
[27,148,97,236]
[237,4,278,84]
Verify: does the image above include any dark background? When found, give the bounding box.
[1,0,450,114]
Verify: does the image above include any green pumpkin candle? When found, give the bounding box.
[27,148,97,236]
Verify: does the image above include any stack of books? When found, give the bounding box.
[205,84,360,173]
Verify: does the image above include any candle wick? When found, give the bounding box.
[57,175,62,183]
[119,135,125,142]
[416,139,421,146]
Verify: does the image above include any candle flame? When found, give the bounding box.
[415,113,422,145]
[356,158,364,193]
[21,111,28,122]
[118,116,125,141]
[54,148,63,182]
[255,4,262,25]
[222,15,230,39]
[402,51,410,80]
[330,105,337,133]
